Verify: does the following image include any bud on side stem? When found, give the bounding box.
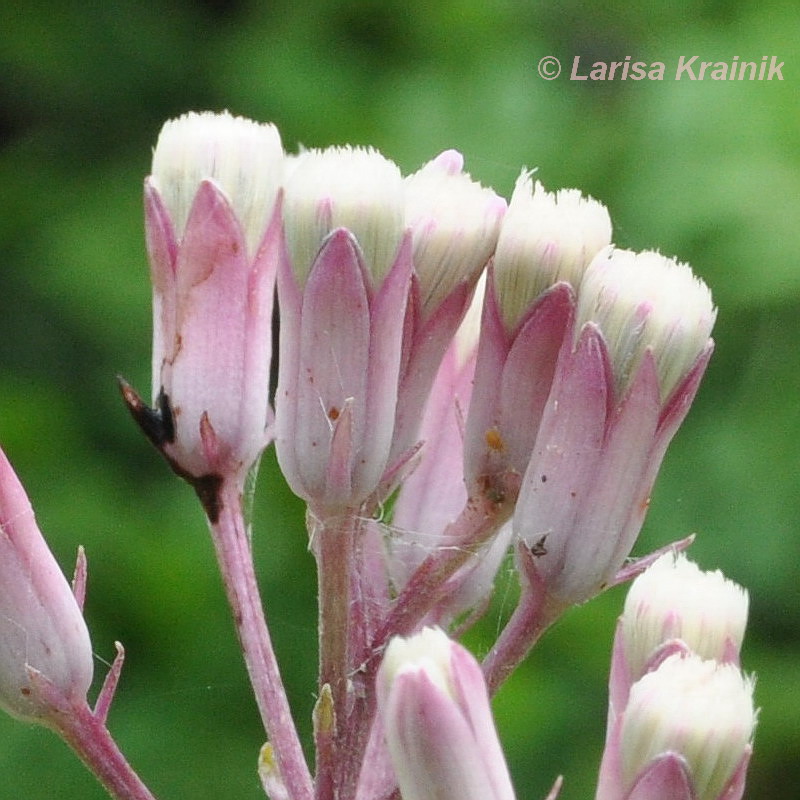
[0,447,93,723]
[378,628,516,800]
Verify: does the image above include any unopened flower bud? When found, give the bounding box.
[404,150,505,317]
[126,111,283,485]
[576,248,716,401]
[151,110,283,258]
[378,627,516,800]
[389,154,503,470]
[514,249,716,608]
[282,146,405,286]
[619,655,755,800]
[462,176,608,498]
[493,172,611,331]
[622,553,748,681]
[276,146,412,512]
[0,448,93,722]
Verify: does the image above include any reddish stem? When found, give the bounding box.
[482,543,565,695]
[209,479,313,800]
[341,494,511,800]
[311,511,357,800]
[53,699,157,800]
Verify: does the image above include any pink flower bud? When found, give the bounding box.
[617,553,748,691]
[377,627,516,800]
[600,555,751,800]
[513,249,716,607]
[275,146,413,513]
[463,177,610,499]
[493,173,611,330]
[128,111,283,484]
[390,152,506,465]
[0,447,93,722]
[597,654,756,800]
[404,150,505,320]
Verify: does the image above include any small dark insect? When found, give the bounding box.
[530,534,548,558]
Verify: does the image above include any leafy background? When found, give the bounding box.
[0,1,797,798]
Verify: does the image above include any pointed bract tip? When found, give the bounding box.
[118,377,174,448]
[258,741,290,800]
[542,775,564,800]
[71,545,88,611]
[430,148,465,174]
[313,683,335,736]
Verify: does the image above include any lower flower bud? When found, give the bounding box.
[377,627,516,800]
[619,654,755,800]
[0,448,93,722]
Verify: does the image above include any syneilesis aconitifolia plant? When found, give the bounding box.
[0,110,755,800]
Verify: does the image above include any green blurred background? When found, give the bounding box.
[0,1,797,797]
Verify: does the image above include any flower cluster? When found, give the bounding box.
[0,110,756,800]
[596,553,755,800]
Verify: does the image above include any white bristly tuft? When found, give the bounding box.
[151,110,283,257]
[576,248,716,400]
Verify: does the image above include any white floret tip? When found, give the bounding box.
[493,172,612,329]
[282,146,405,285]
[622,552,749,678]
[404,153,506,316]
[576,248,716,400]
[621,654,756,800]
[150,110,284,257]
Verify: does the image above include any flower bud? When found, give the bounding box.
[576,248,716,401]
[619,655,755,800]
[621,553,748,682]
[404,150,505,317]
[378,627,516,800]
[513,249,715,607]
[276,146,412,512]
[462,176,609,498]
[0,447,93,722]
[126,111,283,485]
[493,172,611,331]
[389,153,504,471]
